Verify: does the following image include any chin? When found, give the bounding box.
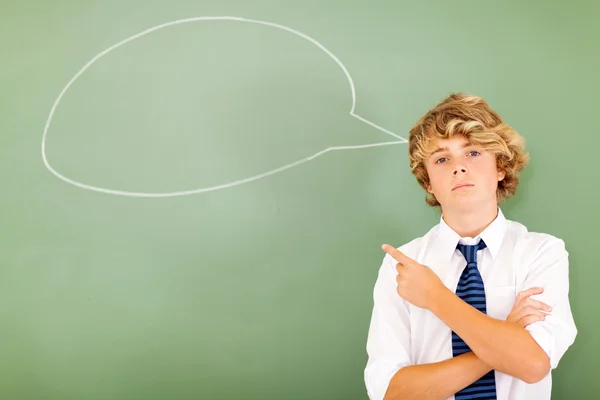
[453,203,477,212]
[448,195,497,211]
[444,197,478,211]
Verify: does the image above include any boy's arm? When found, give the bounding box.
[382,236,578,384]
[364,253,414,400]
[431,286,549,383]
[383,352,492,400]
[382,283,549,400]
[430,237,577,382]
[366,252,492,400]
[519,238,578,370]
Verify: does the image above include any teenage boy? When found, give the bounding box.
[364,93,577,400]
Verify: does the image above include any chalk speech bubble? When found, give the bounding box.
[42,16,407,198]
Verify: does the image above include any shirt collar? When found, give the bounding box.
[436,207,507,261]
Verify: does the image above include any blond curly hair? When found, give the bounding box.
[408,93,529,207]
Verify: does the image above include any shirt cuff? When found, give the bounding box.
[526,321,558,368]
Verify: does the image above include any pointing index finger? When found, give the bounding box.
[381,244,412,265]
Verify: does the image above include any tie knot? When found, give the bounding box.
[456,239,487,267]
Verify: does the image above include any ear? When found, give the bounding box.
[426,184,433,193]
[497,169,506,181]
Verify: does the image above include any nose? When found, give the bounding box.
[453,163,468,176]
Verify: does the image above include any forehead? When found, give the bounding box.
[427,135,472,156]
[432,135,470,148]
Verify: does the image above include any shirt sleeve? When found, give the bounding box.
[522,236,578,369]
[364,252,413,400]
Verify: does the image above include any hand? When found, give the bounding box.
[506,287,552,328]
[381,244,447,310]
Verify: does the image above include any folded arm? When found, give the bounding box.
[366,237,577,399]
[429,237,577,383]
[431,289,549,383]
[383,351,492,400]
[365,250,492,400]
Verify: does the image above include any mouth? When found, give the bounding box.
[453,183,474,190]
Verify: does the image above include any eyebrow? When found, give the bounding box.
[429,142,473,157]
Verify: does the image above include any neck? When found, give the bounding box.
[441,203,499,238]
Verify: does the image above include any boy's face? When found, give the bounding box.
[424,134,505,212]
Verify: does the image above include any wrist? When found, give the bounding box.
[429,283,454,314]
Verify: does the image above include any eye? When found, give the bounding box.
[468,150,481,157]
[435,157,448,164]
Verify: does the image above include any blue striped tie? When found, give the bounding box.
[452,239,497,400]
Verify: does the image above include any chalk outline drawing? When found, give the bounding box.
[42,16,408,198]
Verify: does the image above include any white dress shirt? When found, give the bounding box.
[364,208,577,400]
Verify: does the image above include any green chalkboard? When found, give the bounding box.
[2,1,598,399]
